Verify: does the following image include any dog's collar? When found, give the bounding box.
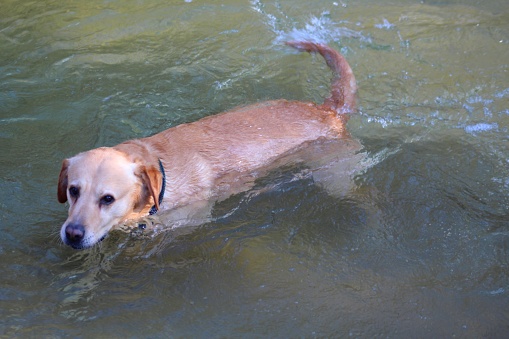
[149,159,166,215]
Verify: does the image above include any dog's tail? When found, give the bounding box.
[286,41,357,114]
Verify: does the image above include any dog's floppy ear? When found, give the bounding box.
[138,164,163,211]
[57,159,70,203]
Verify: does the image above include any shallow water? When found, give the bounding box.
[1,0,509,337]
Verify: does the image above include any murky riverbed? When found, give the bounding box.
[1,0,508,337]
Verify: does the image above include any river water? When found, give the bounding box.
[1,0,508,337]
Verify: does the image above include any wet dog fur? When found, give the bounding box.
[57,41,357,249]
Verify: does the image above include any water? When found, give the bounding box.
[1,0,509,337]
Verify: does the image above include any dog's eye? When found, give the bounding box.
[69,186,79,198]
[100,195,115,206]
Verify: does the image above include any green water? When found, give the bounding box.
[1,0,508,337]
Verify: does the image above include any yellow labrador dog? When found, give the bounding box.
[57,41,357,249]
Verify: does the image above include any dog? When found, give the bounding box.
[57,41,357,249]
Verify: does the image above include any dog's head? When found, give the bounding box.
[57,147,163,249]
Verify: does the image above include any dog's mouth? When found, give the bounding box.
[64,232,107,250]
[65,235,106,250]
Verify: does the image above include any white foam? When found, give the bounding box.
[375,18,394,30]
[464,122,498,134]
[494,87,509,98]
[250,1,367,45]
[279,15,365,45]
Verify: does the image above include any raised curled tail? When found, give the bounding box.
[286,41,357,114]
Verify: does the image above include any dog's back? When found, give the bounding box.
[136,42,357,187]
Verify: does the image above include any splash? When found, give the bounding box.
[375,18,394,30]
[494,87,509,99]
[250,0,367,45]
[280,14,365,45]
[464,122,498,135]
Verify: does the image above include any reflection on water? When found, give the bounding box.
[1,0,508,337]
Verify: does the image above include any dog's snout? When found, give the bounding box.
[65,223,85,245]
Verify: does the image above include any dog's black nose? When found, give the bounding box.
[65,223,85,244]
